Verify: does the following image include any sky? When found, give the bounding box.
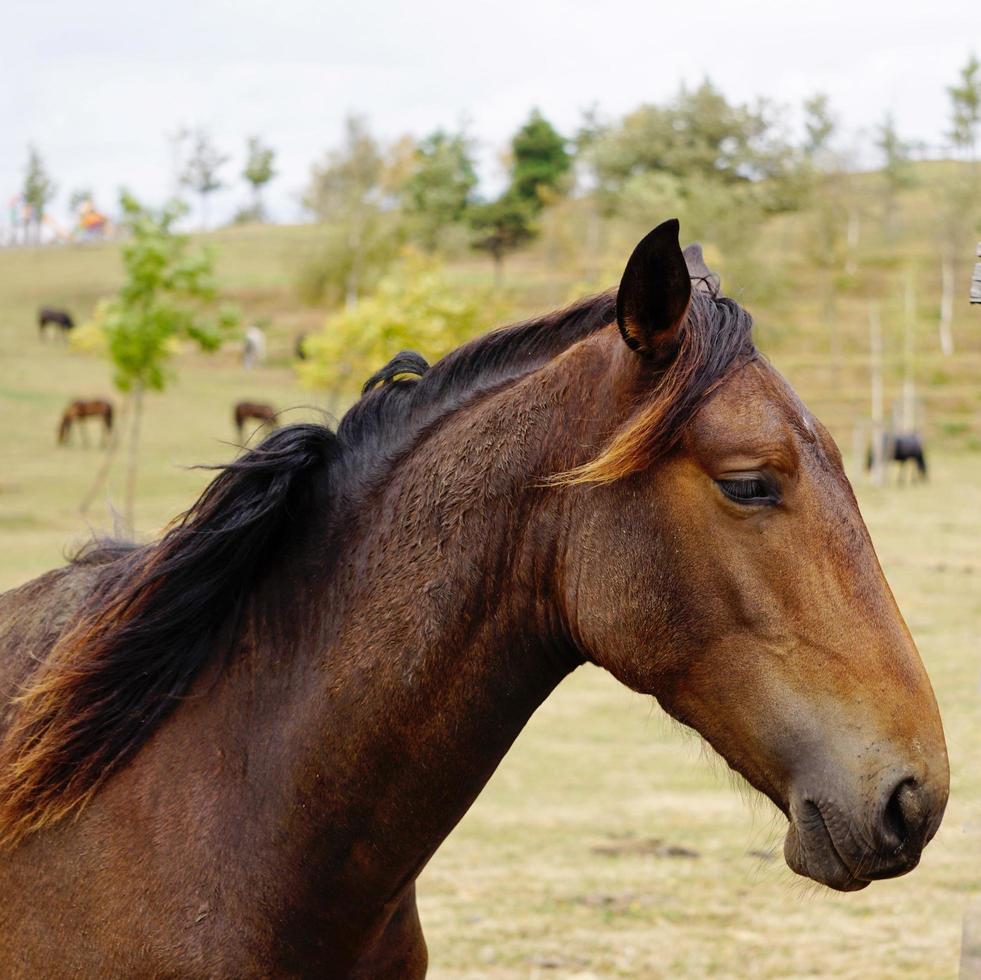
[3,0,979,228]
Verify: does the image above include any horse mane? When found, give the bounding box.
[0,424,338,846]
[0,286,753,847]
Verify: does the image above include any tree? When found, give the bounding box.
[401,129,478,251]
[947,53,981,158]
[22,146,56,245]
[509,109,571,210]
[297,252,497,404]
[587,80,794,207]
[467,110,570,280]
[875,112,915,237]
[302,115,399,307]
[935,54,981,356]
[803,94,836,164]
[241,136,276,221]
[82,194,237,524]
[181,129,229,230]
[68,188,94,213]
[469,193,536,283]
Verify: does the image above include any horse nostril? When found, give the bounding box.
[882,778,922,853]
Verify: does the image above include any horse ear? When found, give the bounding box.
[683,242,720,295]
[616,218,692,364]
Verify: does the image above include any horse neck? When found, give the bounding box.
[237,332,624,938]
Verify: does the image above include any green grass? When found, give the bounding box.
[0,184,979,975]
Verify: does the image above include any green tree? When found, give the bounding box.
[587,80,793,207]
[469,193,536,282]
[82,194,237,523]
[935,54,981,355]
[302,115,399,306]
[875,112,915,237]
[802,94,836,164]
[401,129,478,251]
[22,146,56,245]
[181,129,229,230]
[468,110,570,280]
[297,252,497,403]
[68,188,94,213]
[947,53,981,158]
[509,109,571,210]
[241,136,277,221]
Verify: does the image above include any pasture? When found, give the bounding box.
[0,228,978,977]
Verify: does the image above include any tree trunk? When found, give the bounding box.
[79,400,123,515]
[124,384,145,531]
[824,274,840,385]
[492,250,504,288]
[869,303,885,487]
[845,208,860,276]
[939,248,955,356]
[902,274,916,432]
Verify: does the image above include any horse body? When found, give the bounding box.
[0,223,948,976]
[234,400,277,440]
[38,306,74,339]
[868,431,928,482]
[58,399,113,446]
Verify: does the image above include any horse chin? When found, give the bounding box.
[783,817,870,893]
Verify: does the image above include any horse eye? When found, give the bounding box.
[717,477,777,505]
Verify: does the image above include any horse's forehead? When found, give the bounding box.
[701,360,816,438]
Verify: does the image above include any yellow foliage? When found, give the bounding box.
[298,252,501,394]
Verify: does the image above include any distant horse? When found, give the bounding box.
[0,221,948,976]
[868,432,928,483]
[242,325,267,369]
[38,307,74,340]
[57,399,113,447]
[234,400,277,440]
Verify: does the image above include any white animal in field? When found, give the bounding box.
[242,325,267,369]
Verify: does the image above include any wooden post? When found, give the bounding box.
[902,273,916,432]
[869,303,885,486]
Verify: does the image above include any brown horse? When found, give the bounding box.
[234,400,278,441]
[57,398,113,447]
[0,222,948,977]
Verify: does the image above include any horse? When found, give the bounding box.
[234,400,278,441]
[38,306,75,340]
[0,221,948,977]
[57,399,114,447]
[242,325,267,369]
[868,431,928,483]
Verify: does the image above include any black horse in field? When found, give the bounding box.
[38,307,75,340]
[868,432,928,483]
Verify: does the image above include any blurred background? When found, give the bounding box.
[1,2,980,976]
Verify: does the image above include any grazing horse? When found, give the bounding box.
[234,400,278,440]
[242,325,267,369]
[57,399,113,447]
[868,432,928,483]
[38,306,75,340]
[0,222,948,977]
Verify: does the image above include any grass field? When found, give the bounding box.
[0,213,979,977]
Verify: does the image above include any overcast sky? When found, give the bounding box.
[3,0,979,227]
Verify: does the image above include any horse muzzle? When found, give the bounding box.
[783,774,948,892]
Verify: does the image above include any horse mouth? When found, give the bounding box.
[783,800,872,892]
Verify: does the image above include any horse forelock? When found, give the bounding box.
[549,290,757,485]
